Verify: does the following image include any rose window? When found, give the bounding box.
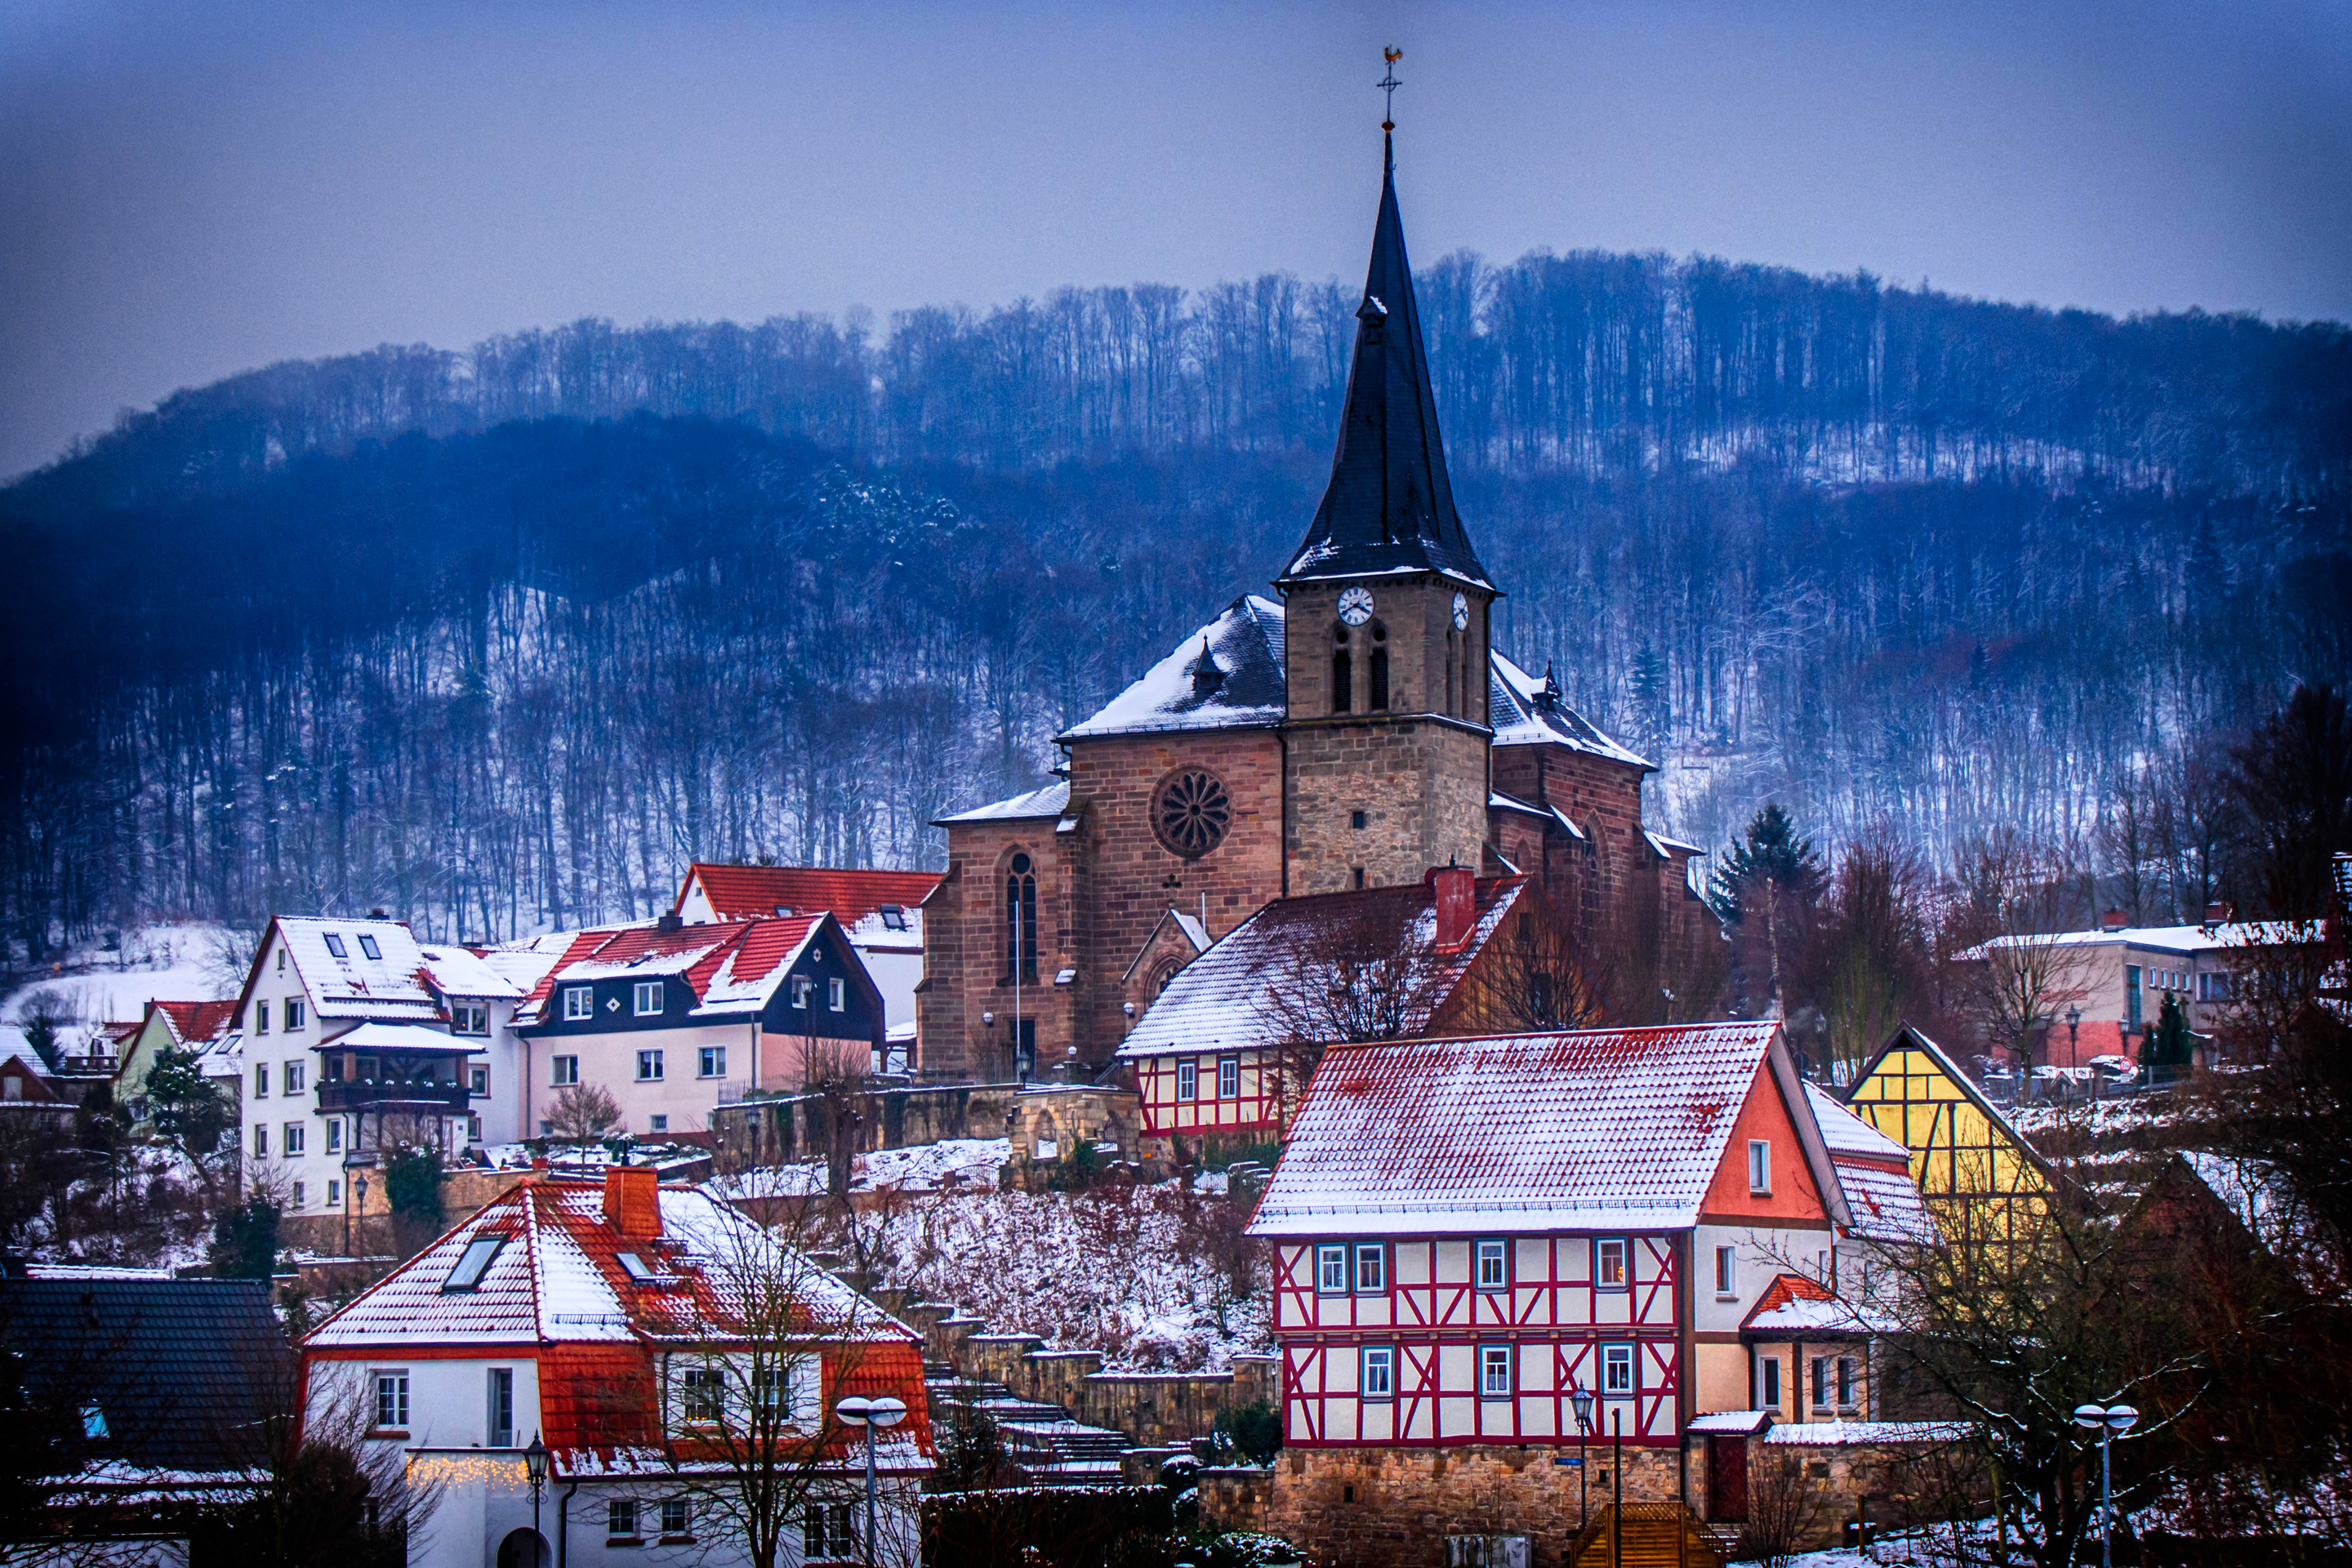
[1152,769,1232,858]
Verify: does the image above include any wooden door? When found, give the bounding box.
[1707,1436,1748,1522]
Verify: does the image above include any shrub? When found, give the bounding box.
[211,1195,282,1278]
[383,1146,444,1224]
[1214,1399,1281,1465]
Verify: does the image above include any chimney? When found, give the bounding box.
[1428,866,1477,953]
[656,910,684,934]
[2100,909,2129,932]
[603,1165,662,1241]
[2203,900,2234,928]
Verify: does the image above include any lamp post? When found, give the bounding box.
[523,1432,548,1561]
[1570,1385,1594,1530]
[354,1173,369,1253]
[835,1394,906,1568]
[2071,1403,2138,1568]
[2068,1004,2083,1099]
[1612,1408,1624,1568]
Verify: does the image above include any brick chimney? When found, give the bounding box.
[1428,866,1477,954]
[603,1165,662,1241]
[2100,909,2129,932]
[2203,900,2234,928]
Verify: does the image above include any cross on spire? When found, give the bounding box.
[1379,47,1401,131]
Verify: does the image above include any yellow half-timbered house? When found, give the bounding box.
[1842,1025,2054,1241]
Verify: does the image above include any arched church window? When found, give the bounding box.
[1005,853,1037,982]
[1369,622,1390,711]
[1444,629,1457,715]
[1152,768,1233,859]
[1331,625,1352,715]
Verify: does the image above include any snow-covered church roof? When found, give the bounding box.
[1488,651,1653,769]
[1058,595,1288,742]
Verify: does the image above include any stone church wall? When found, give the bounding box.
[1285,719,1490,895]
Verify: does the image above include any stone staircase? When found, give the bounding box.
[925,1365,1137,1486]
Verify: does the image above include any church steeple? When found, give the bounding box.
[1279,131,1490,590]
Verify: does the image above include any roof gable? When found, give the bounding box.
[512,916,837,1024]
[1487,651,1652,769]
[1060,595,1289,742]
[1842,1025,2056,1206]
[675,864,941,939]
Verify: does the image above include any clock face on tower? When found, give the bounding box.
[1452,592,1470,630]
[1338,586,1375,626]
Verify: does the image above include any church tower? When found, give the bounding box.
[1279,130,1496,895]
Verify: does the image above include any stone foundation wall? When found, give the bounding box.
[1266,1443,1686,1568]
[1746,1436,1986,1550]
[709,1083,1024,1167]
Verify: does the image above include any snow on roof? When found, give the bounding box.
[1488,651,1653,769]
[1646,830,1708,858]
[1247,1021,1788,1237]
[510,916,834,1025]
[1688,1410,1773,1434]
[1833,1158,1939,1246]
[1116,877,1527,1062]
[259,917,522,1028]
[313,1022,486,1057]
[1741,1273,1890,1335]
[935,780,1071,826]
[1060,595,1288,741]
[675,864,939,951]
[152,999,237,1049]
[1761,1419,1972,1447]
[1958,919,2322,960]
[1805,1083,1911,1164]
[472,938,575,995]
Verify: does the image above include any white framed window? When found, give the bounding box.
[551,1055,580,1086]
[254,1063,269,1098]
[1176,1059,1198,1099]
[660,1497,689,1537]
[327,1178,341,1207]
[1353,1242,1386,1294]
[1316,1244,1348,1294]
[649,1115,669,1133]
[357,934,381,960]
[276,949,285,973]
[284,998,304,1031]
[1761,1356,1781,1408]
[466,1113,483,1142]
[828,977,845,1012]
[325,1118,343,1153]
[470,1064,489,1094]
[1476,1239,1508,1290]
[1601,1343,1634,1395]
[488,1367,515,1447]
[804,1503,857,1561]
[1838,1355,1859,1409]
[291,1182,305,1209]
[564,987,594,1022]
[323,933,347,958]
[1812,1356,1831,1410]
[1479,1344,1512,1397]
[699,1046,726,1079]
[637,1049,664,1081]
[255,1004,269,1036]
[373,1370,410,1430]
[283,1060,304,1095]
[1715,1245,1737,1297]
[1748,1139,1771,1194]
[452,1001,489,1035]
[252,1124,268,1156]
[283,1121,305,1156]
[1595,1237,1628,1290]
[1217,1055,1240,1098]
[792,975,813,1009]
[1361,1345,1395,1401]
[679,1365,724,1423]
[608,1499,639,1539]
[634,981,663,1016]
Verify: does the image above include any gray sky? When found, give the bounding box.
[3,0,2348,479]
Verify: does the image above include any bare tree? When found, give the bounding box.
[1442,885,1615,1036]
[1258,900,1454,1133]
[546,1083,622,1145]
[1944,831,2096,1071]
[1735,1448,1831,1568]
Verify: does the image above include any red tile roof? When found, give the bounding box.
[153,999,238,1045]
[678,864,941,926]
[510,915,828,1024]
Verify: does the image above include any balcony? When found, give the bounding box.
[318,1079,470,1114]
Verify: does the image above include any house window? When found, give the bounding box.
[452,1001,489,1035]
[1602,1343,1634,1395]
[637,1050,664,1081]
[252,1125,268,1156]
[1748,1139,1771,1194]
[283,1060,304,1095]
[1362,1346,1395,1400]
[354,933,379,960]
[829,977,846,1012]
[323,933,347,958]
[633,981,663,1016]
[1838,1356,1858,1410]
[1354,1243,1386,1294]
[327,1179,341,1207]
[1595,1237,1628,1290]
[681,1365,724,1423]
[488,1368,514,1446]
[1005,853,1038,982]
[291,1182,305,1209]
[661,1498,690,1537]
[276,949,285,972]
[879,906,908,932]
[470,1065,489,1094]
[255,1004,268,1036]
[1761,1356,1781,1409]
[608,1499,639,1539]
[649,1115,669,1134]
[699,1046,727,1079]
[285,998,304,1031]
[467,1113,483,1142]
[551,1055,580,1087]
[792,975,813,1009]
[1351,809,1367,830]
[1480,1344,1512,1397]
[564,987,594,1022]
[804,1503,857,1561]
[1476,1239,1508,1290]
[1217,1056,1240,1099]
[2127,964,2143,1030]
[1176,1059,1198,1100]
[374,1371,409,1430]
[254,1063,270,1098]
[1316,1244,1349,1294]
[283,1121,305,1156]
[1715,1245,1737,1297]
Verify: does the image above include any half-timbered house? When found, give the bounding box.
[1842,1025,2053,1242]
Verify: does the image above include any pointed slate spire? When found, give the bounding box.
[1281,132,1490,590]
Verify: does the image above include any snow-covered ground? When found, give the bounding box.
[2,922,243,1029]
[706,1138,1011,1199]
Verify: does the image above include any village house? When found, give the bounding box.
[0,1039,74,1120]
[1242,1019,1878,1566]
[671,863,940,1045]
[1840,1025,2055,1244]
[1115,867,1570,1156]
[299,1165,932,1568]
[915,131,1717,1085]
[112,997,241,1132]
[510,913,886,1140]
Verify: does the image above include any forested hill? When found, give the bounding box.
[3,251,2348,950]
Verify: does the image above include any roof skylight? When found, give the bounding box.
[442,1233,507,1292]
[357,934,382,960]
[615,1252,656,1284]
[323,933,347,958]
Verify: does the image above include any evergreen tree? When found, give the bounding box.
[211,1195,282,1279]
[145,1043,230,1158]
[2145,990,2194,1075]
[382,1147,444,1227]
[1712,803,1825,1019]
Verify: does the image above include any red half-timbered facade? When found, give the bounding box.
[1249,1022,1854,1451]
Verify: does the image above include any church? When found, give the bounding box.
[915,133,1717,1082]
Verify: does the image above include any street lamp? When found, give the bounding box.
[835,1394,906,1568]
[1611,1408,1624,1568]
[1570,1385,1594,1530]
[523,1432,548,1560]
[2071,1403,2138,1568]
[354,1174,369,1252]
[2068,1004,2082,1098]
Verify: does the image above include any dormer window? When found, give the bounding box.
[357,934,381,960]
[323,933,348,958]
